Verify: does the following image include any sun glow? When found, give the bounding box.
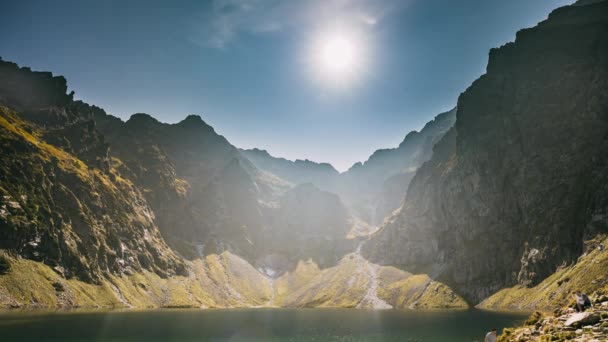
[305,28,369,89]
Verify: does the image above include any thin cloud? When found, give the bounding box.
[190,0,405,49]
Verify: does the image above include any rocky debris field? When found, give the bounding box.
[499,294,608,341]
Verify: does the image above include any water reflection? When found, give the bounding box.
[0,308,527,341]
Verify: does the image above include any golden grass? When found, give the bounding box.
[479,237,608,311]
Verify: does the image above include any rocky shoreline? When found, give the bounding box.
[499,295,608,341]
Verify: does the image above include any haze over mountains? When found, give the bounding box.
[0,0,607,320]
[240,107,456,227]
[0,55,459,309]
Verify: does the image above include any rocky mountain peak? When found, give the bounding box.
[0,58,72,111]
[127,113,160,125]
[364,0,608,304]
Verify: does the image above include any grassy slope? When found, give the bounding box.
[281,252,467,309]
[479,236,608,311]
[0,251,272,309]
[282,254,370,308]
[0,106,186,280]
[377,266,468,309]
[273,259,321,306]
[0,250,469,309]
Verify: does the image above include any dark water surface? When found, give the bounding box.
[0,308,526,341]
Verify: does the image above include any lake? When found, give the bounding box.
[0,308,527,341]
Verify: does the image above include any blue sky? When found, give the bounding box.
[1,0,572,171]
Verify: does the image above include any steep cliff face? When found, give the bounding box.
[0,62,187,283]
[365,0,608,303]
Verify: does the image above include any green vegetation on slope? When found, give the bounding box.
[0,106,186,282]
[377,267,468,309]
[0,251,273,309]
[479,236,608,311]
[281,251,467,309]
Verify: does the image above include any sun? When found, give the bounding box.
[305,28,369,89]
[317,34,359,76]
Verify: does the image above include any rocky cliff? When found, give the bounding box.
[0,61,187,284]
[364,0,608,304]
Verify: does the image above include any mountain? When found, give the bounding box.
[0,61,187,283]
[364,0,608,305]
[338,108,456,225]
[93,109,269,261]
[240,108,456,227]
[0,57,464,310]
[239,148,339,190]
[3,0,606,317]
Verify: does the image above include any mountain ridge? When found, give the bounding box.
[363,0,608,304]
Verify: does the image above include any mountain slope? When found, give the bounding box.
[240,108,456,227]
[0,108,187,282]
[339,108,456,225]
[0,58,467,310]
[94,110,270,260]
[239,148,339,190]
[364,0,608,305]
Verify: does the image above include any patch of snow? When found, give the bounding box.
[258,267,277,278]
[196,244,205,258]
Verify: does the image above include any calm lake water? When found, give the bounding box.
[0,308,527,342]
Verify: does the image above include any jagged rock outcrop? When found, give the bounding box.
[0,75,186,283]
[364,0,608,304]
[498,300,608,341]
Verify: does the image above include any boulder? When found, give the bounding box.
[565,312,601,327]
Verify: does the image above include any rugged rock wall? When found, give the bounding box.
[364,0,608,304]
[0,63,187,282]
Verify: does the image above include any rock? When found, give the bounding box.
[565,313,601,328]
[595,295,608,303]
[52,266,65,276]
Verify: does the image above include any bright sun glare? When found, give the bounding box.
[307,28,368,89]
